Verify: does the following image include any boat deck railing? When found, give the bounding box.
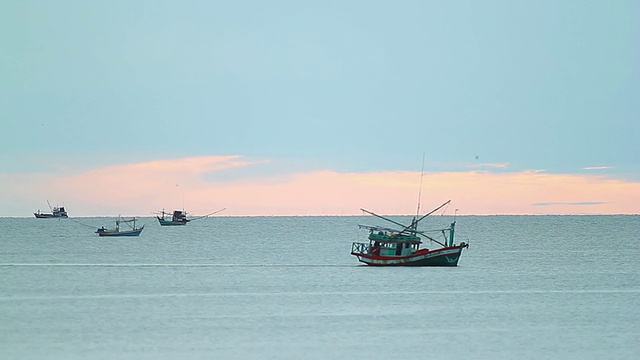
[351,242,370,254]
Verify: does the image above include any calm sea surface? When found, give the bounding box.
[1,215,638,359]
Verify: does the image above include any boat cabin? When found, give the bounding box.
[172,210,187,222]
[351,228,426,258]
[367,231,423,257]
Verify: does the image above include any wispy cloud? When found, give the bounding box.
[533,202,607,206]
[468,162,509,169]
[582,166,614,170]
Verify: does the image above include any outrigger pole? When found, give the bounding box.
[189,207,227,221]
[359,208,407,229]
[360,199,452,239]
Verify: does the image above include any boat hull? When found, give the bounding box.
[157,219,188,226]
[98,230,142,236]
[34,213,68,219]
[352,244,468,266]
[156,217,190,226]
[96,226,144,237]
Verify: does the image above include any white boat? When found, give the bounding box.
[34,201,68,218]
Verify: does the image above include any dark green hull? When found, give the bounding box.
[157,218,188,226]
[352,244,467,266]
[374,252,461,266]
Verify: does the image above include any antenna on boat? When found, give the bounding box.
[416,153,425,217]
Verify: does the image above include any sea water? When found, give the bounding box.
[0,215,638,359]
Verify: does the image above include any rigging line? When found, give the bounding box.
[69,218,101,229]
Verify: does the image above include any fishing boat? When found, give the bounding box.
[351,200,468,266]
[96,216,144,237]
[33,201,68,218]
[156,209,190,226]
[155,208,226,226]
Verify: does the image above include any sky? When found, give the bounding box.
[1,0,638,216]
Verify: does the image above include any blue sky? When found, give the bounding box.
[1,1,638,216]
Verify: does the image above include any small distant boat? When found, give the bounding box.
[34,201,68,218]
[96,216,144,237]
[351,200,468,266]
[156,209,190,226]
[155,208,226,226]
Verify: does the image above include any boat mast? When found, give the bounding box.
[449,208,458,247]
[400,200,451,234]
[449,220,455,246]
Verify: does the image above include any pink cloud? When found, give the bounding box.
[2,156,639,216]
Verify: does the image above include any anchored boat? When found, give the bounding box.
[155,208,226,226]
[96,217,144,237]
[156,209,190,226]
[351,200,468,266]
[34,201,68,218]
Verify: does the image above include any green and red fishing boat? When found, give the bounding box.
[351,200,468,266]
